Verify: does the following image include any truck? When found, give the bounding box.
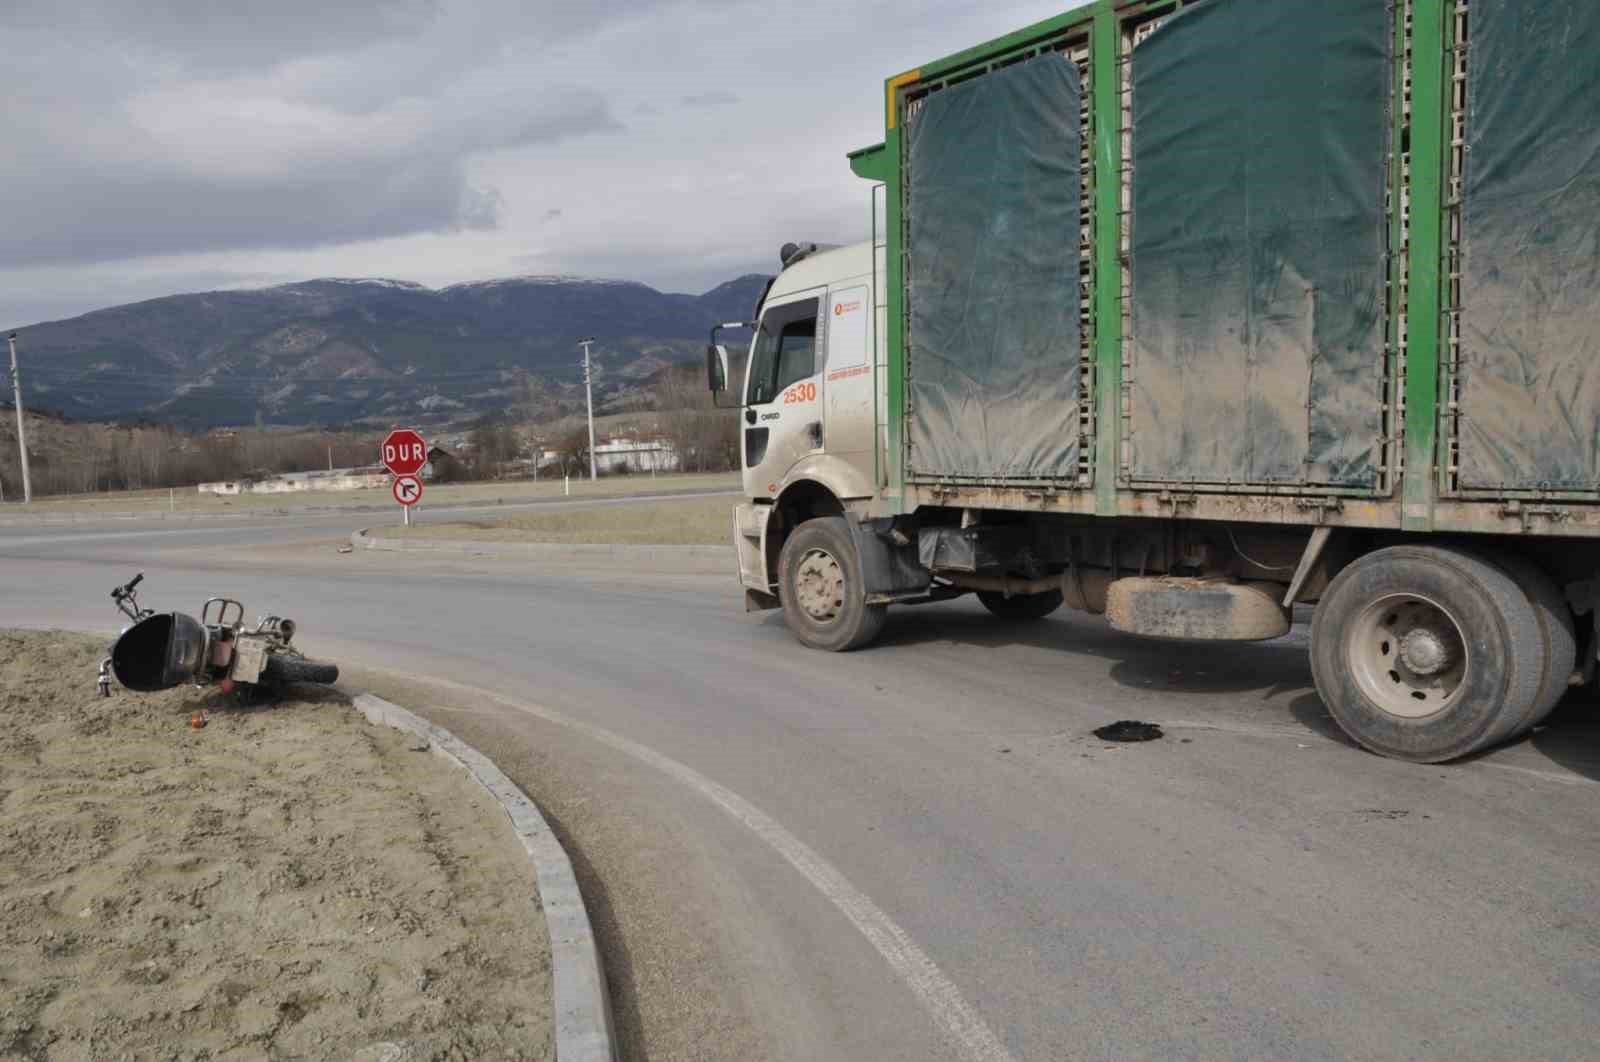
[706,0,1600,764]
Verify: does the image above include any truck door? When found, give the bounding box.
[743,291,823,497]
[823,284,873,466]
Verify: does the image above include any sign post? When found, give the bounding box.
[381,428,427,527]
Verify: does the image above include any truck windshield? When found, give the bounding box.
[746,298,819,405]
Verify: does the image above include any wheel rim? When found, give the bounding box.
[795,547,845,623]
[1346,592,1470,720]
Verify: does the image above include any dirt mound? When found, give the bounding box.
[0,630,551,1060]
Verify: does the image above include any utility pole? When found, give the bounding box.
[8,333,32,504]
[579,337,598,482]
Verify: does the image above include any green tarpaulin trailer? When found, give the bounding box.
[847,0,1600,526]
[718,0,1600,763]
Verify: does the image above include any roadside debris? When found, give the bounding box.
[1093,720,1165,743]
[1354,808,1412,821]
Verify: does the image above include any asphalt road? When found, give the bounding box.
[2,505,1596,1061]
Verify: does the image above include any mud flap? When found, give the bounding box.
[745,589,780,613]
[851,518,931,603]
[734,503,770,594]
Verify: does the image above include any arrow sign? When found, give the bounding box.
[392,474,423,507]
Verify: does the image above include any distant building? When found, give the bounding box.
[594,434,680,474]
[198,466,388,495]
[422,444,464,481]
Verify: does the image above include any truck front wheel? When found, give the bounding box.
[778,517,887,652]
[1310,545,1542,763]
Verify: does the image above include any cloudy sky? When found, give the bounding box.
[0,0,1076,327]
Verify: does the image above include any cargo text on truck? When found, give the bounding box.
[708,0,1599,764]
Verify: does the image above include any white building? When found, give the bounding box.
[198,467,388,495]
[593,435,680,474]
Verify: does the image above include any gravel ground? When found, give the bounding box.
[0,631,552,1061]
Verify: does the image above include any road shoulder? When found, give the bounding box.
[353,693,617,1062]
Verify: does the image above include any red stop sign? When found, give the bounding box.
[381,428,428,477]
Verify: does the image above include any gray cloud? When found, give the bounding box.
[0,0,626,268]
[5,0,664,77]
[0,269,294,331]
[680,90,740,107]
[2,0,1074,326]
[0,94,618,267]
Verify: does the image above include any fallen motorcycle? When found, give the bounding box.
[101,573,339,695]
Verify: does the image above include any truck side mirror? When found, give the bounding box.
[706,343,730,393]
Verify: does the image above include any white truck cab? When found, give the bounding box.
[709,241,890,648]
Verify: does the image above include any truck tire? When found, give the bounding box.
[977,589,1064,621]
[261,654,340,686]
[1310,545,1541,763]
[778,516,887,652]
[1487,553,1577,735]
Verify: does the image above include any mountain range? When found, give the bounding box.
[6,273,769,429]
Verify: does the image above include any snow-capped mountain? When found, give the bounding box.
[6,273,768,428]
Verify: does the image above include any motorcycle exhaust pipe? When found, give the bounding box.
[110,611,208,691]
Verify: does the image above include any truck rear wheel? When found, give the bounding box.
[1488,553,1577,736]
[778,516,887,652]
[977,589,1064,621]
[1310,545,1541,763]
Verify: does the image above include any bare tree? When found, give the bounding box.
[554,424,590,475]
[467,424,520,479]
[648,362,741,473]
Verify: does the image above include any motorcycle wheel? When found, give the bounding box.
[261,654,340,686]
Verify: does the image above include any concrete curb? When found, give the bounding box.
[352,693,617,1062]
[350,527,732,563]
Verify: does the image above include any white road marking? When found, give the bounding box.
[400,670,1018,1062]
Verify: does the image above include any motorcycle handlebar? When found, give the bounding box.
[112,572,144,600]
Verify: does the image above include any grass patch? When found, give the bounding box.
[4,472,739,516]
[374,494,736,545]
